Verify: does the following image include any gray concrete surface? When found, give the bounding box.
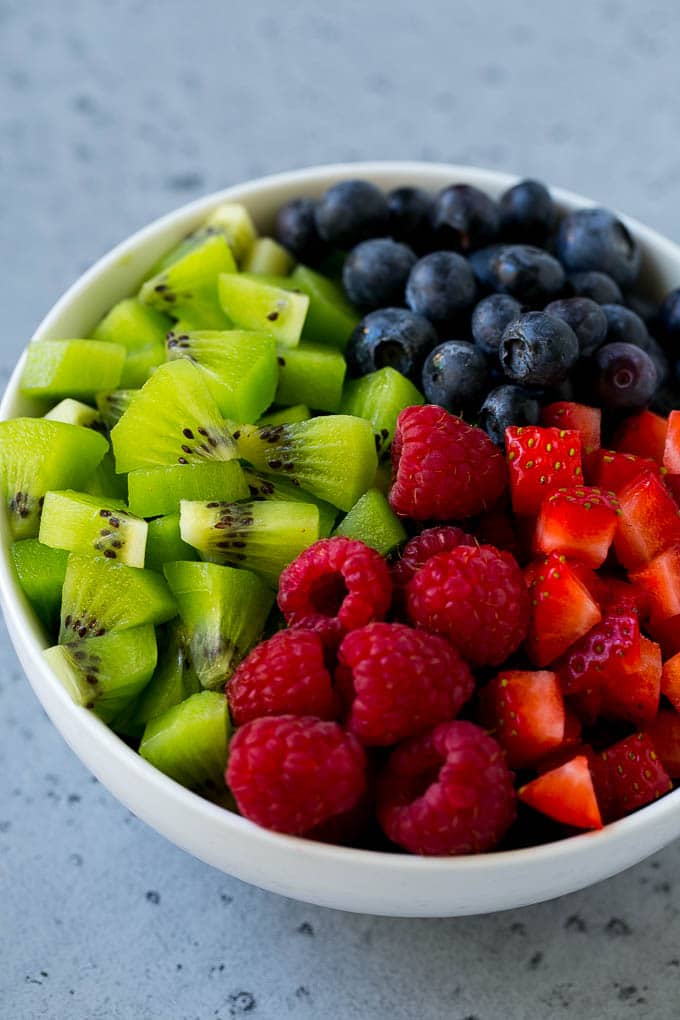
[3,1,680,1016]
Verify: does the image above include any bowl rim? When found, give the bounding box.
[2,158,679,880]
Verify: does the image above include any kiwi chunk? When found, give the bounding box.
[205,202,258,263]
[163,560,274,688]
[139,690,230,791]
[128,461,247,518]
[333,489,407,555]
[111,360,237,473]
[179,499,319,587]
[218,274,308,348]
[166,328,278,422]
[39,490,147,568]
[20,340,126,401]
[82,451,128,501]
[95,389,138,430]
[242,467,337,537]
[145,514,198,573]
[140,234,236,329]
[236,415,377,512]
[59,552,176,642]
[258,404,311,427]
[11,540,68,635]
[242,237,294,276]
[290,264,360,351]
[121,621,200,735]
[275,343,346,412]
[44,398,103,430]
[340,367,424,457]
[93,297,171,388]
[0,418,108,539]
[44,624,157,723]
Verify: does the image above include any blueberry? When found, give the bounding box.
[556,207,641,288]
[499,179,555,244]
[659,288,680,343]
[431,184,500,253]
[274,198,326,265]
[635,332,670,386]
[594,342,658,409]
[387,187,434,252]
[406,251,476,327]
[342,238,417,310]
[625,292,658,326]
[479,385,540,446]
[471,294,523,356]
[469,244,565,305]
[314,180,388,249]
[499,311,579,386]
[567,271,623,305]
[347,307,437,379]
[601,304,649,347]
[421,340,488,414]
[544,297,607,357]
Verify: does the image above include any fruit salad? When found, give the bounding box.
[4,175,680,856]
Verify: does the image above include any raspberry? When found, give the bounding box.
[277,537,392,645]
[377,720,516,855]
[392,525,474,597]
[389,405,506,521]
[227,630,337,726]
[227,715,366,835]
[336,622,474,745]
[407,544,529,667]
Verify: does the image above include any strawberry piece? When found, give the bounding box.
[555,609,641,695]
[663,410,680,473]
[601,577,652,619]
[533,485,619,568]
[596,732,672,821]
[519,755,603,829]
[661,652,680,712]
[541,401,601,452]
[599,636,661,726]
[567,687,603,726]
[525,554,602,666]
[630,545,680,622]
[649,613,680,659]
[587,448,661,493]
[479,669,565,769]
[643,710,680,778]
[506,426,583,516]
[614,472,680,570]
[568,561,611,607]
[664,473,680,507]
[614,410,668,464]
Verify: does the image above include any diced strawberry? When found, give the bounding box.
[536,740,593,775]
[587,448,661,493]
[648,614,680,659]
[506,426,583,517]
[663,410,680,474]
[567,687,602,727]
[601,577,652,619]
[555,609,641,695]
[614,472,680,570]
[614,410,668,465]
[643,710,680,778]
[596,732,672,821]
[599,636,661,726]
[519,755,603,829]
[533,485,619,568]
[541,402,601,452]
[479,669,565,769]
[630,545,680,622]
[664,473,680,507]
[525,554,602,666]
[661,652,680,713]
[568,561,611,607]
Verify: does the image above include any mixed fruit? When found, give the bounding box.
[5,174,680,856]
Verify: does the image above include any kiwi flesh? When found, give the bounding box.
[95,389,138,430]
[140,234,236,329]
[205,202,258,263]
[82,451,128,501]
[11,540,68,635]
[275,343,346,412]
[145,514,199,573]
[139,690,230,792]
[0,418,108,539]
[235,415,377,511]
[110,359,237,473]
[290,264,360,351]
[218,273,308,348]
[340,366,424,458]
[39,490,147,568]
[163,560,274,688]
[121,621,200,736]
[242,237,294,276]
[258,404,311,427]
[44,398,103,431]
[20,340,126,401]
[59,552,177,642]
[165,328,278,422]
[128,460,248,518]
[44,624,157,723]
[93,297,171,388]
[241,466,337,537]
[333,488,407,555]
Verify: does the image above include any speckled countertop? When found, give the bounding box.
[3,2,680,1017]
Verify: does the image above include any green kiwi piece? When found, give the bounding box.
[163,560,274,688]
[242,237,294,276]
[205,202,258,263]
[139,690,230,791]
[0,418,108,539]
[44,624,157,723]
[235,415,378,511]
[59,552,177,642]
[121,621,200,735]
[290,264,360,351]
[241,467,337,537]
[93,297,171,388]
[39,490,147,568]
[257,404,311,426]
[44,398,103,430]
[11,540,68,635]
[110,359,237,473]
[166,328,278,422]
[82,451,128,501]
[340,366,424,457]
[20,340,126,401]
[179,499,319,587]
[333,488,407,555]
[275,343,346,412]
[145,514,199,573]
[140,234,236,329]
[95,389,138,430]
[218,274,308,348]
[128,460,248,518]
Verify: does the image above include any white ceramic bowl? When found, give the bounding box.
[3,161,680,918]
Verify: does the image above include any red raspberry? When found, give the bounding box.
[227,630,337,726]
[389,405,506,520]
[392,525,475,597]
[277,537,392,645]
[227,715,366,835]
[336,622,474,745]
[377,720,516,855]
[407,544,529,667]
